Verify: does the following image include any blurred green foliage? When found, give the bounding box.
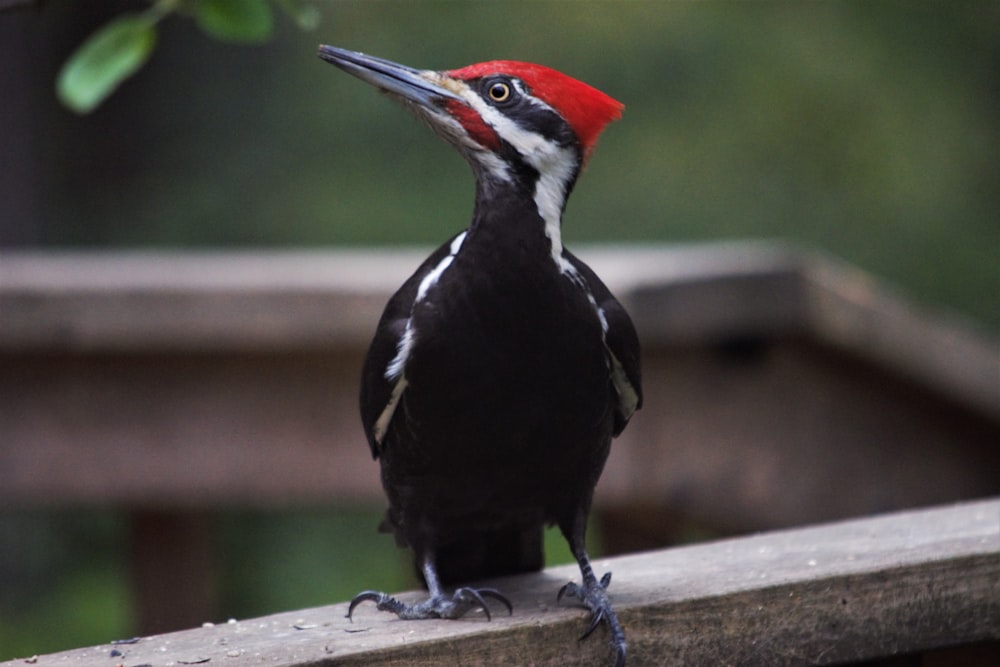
[0,512,129,658]
[8,0,996,327]
[1,0,997,660]
[56,1,320,114]
[56,12,159,114]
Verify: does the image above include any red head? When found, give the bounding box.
[318,45,624,208]
[447,60,624,162]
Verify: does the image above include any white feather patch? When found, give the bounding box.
[373,376,407,445]
[384,231,467,384]
[417,255,453,303]
[449,230,468,254]
[607,346,639,420]
[385,322,414,381]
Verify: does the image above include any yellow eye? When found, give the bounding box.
[487,81,511,103]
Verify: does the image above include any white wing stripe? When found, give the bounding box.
[385,231,467,383]
[385,322,414,381]
[380,229,469,459]
[373,376,408,445]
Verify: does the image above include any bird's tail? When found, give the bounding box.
[433,525,544,586]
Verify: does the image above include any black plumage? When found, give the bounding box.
[319,45,642,666]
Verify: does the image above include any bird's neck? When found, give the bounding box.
[468,163,580,271]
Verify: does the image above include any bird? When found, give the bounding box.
[317,45,642,666]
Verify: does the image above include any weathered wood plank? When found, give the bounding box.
[2,245,998,511]
[3,245,998,422]
[5,499,997,667]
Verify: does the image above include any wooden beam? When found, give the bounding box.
[2,246,998,511]
[129,510,218,635]
[3,245,997,421]
[6,499,997,667]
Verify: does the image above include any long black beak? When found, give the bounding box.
[317,45,464,107]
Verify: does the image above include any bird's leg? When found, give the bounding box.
[347,553,512,622]
[557,518,627,667]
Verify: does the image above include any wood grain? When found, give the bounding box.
[5,499,997,667]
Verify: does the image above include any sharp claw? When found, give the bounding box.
[452,587,513,621]
[478,588,513,615]
[556,570,627,664]
[347,590,386,620]
[579,605,605,640]
[455,587,493,621]
[346,586,512,622]
[614,644,627,667]
[557,581,578,604]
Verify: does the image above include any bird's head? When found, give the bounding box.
[318,45,623,193]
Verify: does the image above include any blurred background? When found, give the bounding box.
[1,0,997,658]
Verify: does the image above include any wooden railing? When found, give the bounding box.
[3,244,996,511]
[2,499,997,666]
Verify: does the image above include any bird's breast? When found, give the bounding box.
[400,258,611,450]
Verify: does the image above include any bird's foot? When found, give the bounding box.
[558,571,626,667]
[347,587,512,622]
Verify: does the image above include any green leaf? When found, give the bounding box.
[56,14,157,114]
[195,0,275,43]
[276,0,321,31]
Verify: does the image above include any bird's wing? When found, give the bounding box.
[565,251,643,436]
[359,234,462,458]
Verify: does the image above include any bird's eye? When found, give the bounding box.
[487,81,511,103]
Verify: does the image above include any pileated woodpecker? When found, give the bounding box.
[318,45,642,666]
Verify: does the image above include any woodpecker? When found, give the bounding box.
[318,45,642,666]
